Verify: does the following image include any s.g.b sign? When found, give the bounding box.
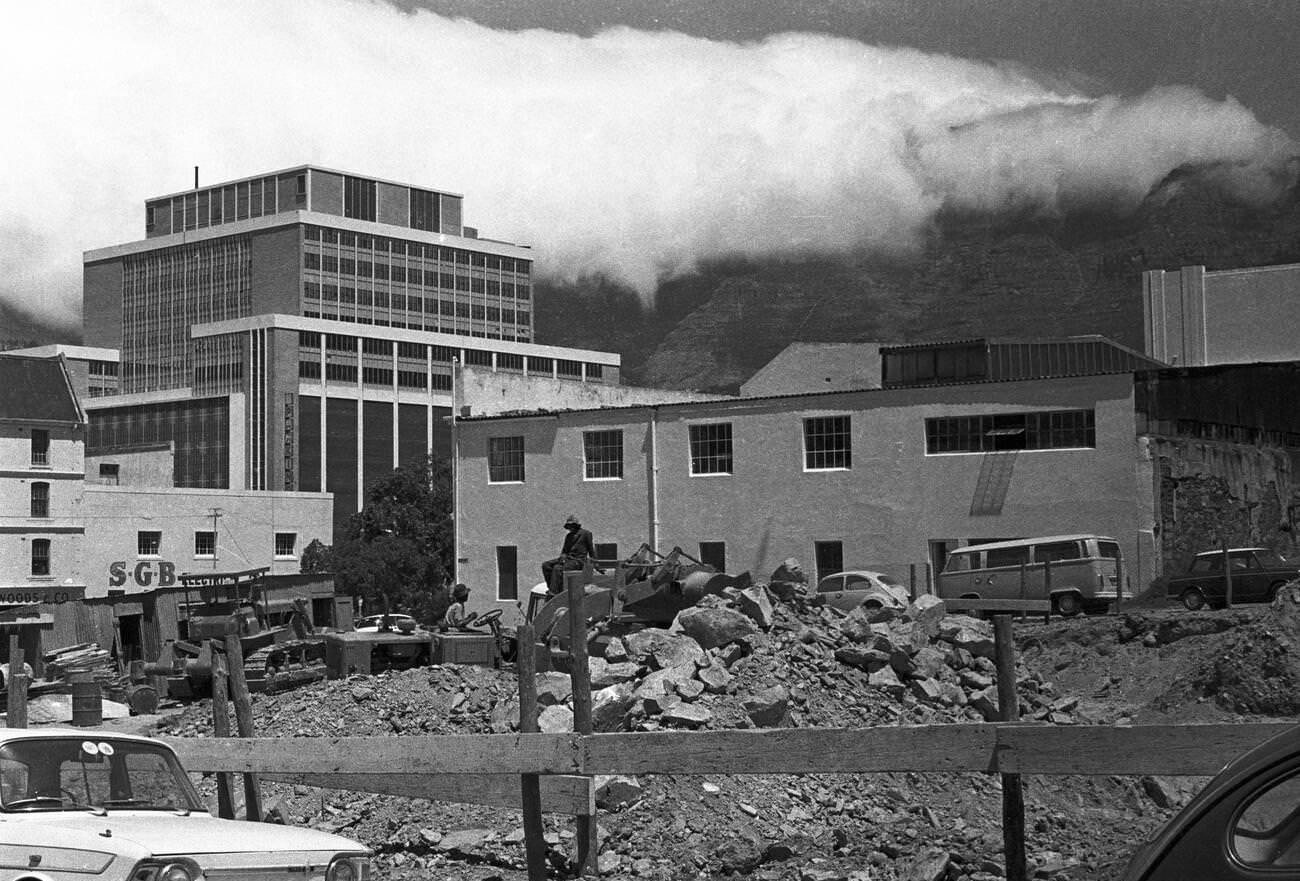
[109,561,177,588]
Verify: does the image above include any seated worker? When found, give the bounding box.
[540,514,596,593]
[441,584,472,631]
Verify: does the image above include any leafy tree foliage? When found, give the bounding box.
[303,455,454,626]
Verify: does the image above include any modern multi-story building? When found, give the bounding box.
[77,165,620,534]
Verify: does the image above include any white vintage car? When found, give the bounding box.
[0,728,371,881]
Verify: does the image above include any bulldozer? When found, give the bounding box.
[517,544,751,672]
[145,567,328,698]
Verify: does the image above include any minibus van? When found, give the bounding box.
[936,534,1122,615]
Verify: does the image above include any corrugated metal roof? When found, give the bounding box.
[0,355,83,423]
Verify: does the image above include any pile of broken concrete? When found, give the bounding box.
[504,577,1064,739]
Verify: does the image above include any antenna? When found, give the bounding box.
[209,507,223,569]
[194,166,199,189]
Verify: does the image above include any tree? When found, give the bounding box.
[299,538,333,574]
[326,455,455,626]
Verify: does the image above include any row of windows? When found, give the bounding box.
[485,409,1097,483]
[301,310,530,341]
[297,360,453,390]
[146,175,289,234]
[135,530,298,558]
[294,337,603,380]
[303,226,532,275]
[302,283,531,320]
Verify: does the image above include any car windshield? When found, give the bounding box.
[0,737,204,813]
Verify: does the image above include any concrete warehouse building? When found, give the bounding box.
[72,165,619,536]
[452,336,1300,623]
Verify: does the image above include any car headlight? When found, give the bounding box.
[131,858,203,881]
[326,854,371,881]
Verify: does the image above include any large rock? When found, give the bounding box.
[595,774,644,809]
[676,606,758,650]
[901,849,951,881]
[908,594,948,637]
[912,645,950,680]
[661,702,713,728]
[868,664,906,695]
[434,828,491,854]
[624,629,704,669]
[834,646,890,672]
[602,636,629,663]
[591,682,637,732]
[538,704,574,733]
[589,657,640,688]
[634,663,697,700]
[736,586,776,630]
[948,624,996,659]
[743,685,790,728]
[535,672,573,706]
[697,661,734,693]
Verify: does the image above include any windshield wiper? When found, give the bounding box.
[97,798,165,809]
[5,797,63,809]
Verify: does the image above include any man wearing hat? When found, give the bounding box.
[541,514,596,593]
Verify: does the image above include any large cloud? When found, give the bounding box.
[3,0,1294,333]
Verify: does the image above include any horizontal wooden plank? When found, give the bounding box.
[260,772,594,816]
[995,722,1295,775]
[164,734,581,775]
[582,726,1001,775]
[942,599,1053,612]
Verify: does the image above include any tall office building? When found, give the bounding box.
[81,165,619,534]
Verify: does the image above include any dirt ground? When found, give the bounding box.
[142,587,1300,881]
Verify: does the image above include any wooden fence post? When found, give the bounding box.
[568,566,598,877]
[224,624,263,822]
[210,642,237,818]
[994,615,1027,881]
[909,564,917,602]
[6,639,27,730]
[517,622,548,881]
[1042,560,1053,624]
[1018,564,1027,623]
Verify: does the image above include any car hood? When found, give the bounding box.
[6,811,368,856]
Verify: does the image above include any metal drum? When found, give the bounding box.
[70,673,102,727]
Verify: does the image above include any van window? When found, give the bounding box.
[1096,541,1121,560]
[985,546,1030,569]
[1190,555,1222,574]
[944,553,976,572]
[1036,541,1082,563]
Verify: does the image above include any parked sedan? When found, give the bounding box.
[0,727,371,881]
[1166,548,1300,611]
[1123,722,1300,879]
[815,570,910,613]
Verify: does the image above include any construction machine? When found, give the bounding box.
[144,567,328,698]
[519,544,751,671]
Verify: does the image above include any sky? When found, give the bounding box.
[4,0,1298,336]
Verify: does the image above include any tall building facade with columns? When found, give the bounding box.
[78,166,619,535]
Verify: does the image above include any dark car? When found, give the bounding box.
[1123,723,1300,879]
[1165,548,1300,611]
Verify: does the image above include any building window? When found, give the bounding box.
[31,539,50,577]
[689,423,733,475]
[699,542,727,572]
[195,531,215,558]
[583,430,623,480]
[488,436,525,483]
[30,429,49,466]
[99,463,120,485]
[496,545,518,601]
[410,188,439,232]
[925,409,1096,454]
[275,533,297,558]
[804,415,852,470]
[30,483,49,518]
[814,541,844,583]
[138,531,162,557]
[343,176,376,221]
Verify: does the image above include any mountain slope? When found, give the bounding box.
[537,163,1300,392]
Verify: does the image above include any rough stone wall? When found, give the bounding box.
[1151,435,1296,575]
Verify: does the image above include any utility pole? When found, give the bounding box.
[209,508,223,570]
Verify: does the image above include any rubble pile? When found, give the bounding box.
[153,582,1292,881]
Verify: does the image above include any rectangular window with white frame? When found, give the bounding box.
[194,531,215,558]
[488,436,525,483]
[30,429,49,466]
[583,430,624,480]
[30,483,49,518]
[804,415,852,470]
[275,533,297,558]
[689,423,733,475]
